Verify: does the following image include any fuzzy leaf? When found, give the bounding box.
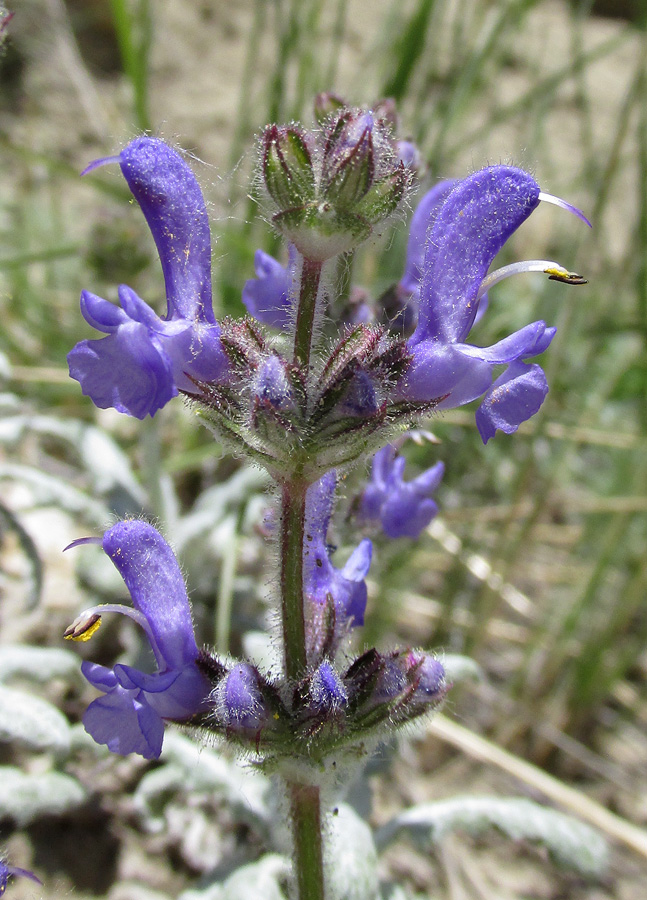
[0,685,71,757]
[0,644,82,685]
[375,795,608,878]
[0,414,145,505]
[135,732,273,837]
[178,854,289,900]
[0,766,87,825]
[327,804,380,900]
[0,463,108,524]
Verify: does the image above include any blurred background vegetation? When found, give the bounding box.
[1,0,647,896]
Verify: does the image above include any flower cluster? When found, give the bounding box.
[65,100,588,772]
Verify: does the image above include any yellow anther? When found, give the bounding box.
[544,266,587,285]
[64,613,102,642]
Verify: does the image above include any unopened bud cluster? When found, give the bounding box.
[262,104,412,260]
[198,647,446,765]
[189,317,439,482]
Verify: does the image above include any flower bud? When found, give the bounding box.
[310,661,348,711]
[216,663,268,733]
[262,124,315,210]
[254,353,295,412]
[345,648,446,728]
[355,164,411,225]
[321,112,375,208]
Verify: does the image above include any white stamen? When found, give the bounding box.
[538,191,592,228]
[476,260,587,302]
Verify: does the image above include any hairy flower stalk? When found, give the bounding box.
[64,103,589,900]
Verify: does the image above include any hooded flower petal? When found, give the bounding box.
[400,180,456,298]
[118,137,214,321]
[392,165,578,440]
[69,520,211,759]
[69,138,228,418]
[412,166,540,345]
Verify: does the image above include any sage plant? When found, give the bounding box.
[64,99,589,900]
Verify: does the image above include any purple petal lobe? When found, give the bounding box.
[118,137,214,322]
[68,323,177,419]
[360,446,444,539]
[476,361,548,443]
[457,321,556,365]
[413,166,540,345]
[83,685,164,759]
[398,341,492,406]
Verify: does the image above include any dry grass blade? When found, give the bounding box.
[428,713,647,859]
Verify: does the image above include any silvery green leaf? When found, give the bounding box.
[0,500,42,607]
[0,463,108,524]
[380,886,423,900]
[0,352,11,379]
[135,732,273,838]
[441,654,483,685]
[0,685,71,757]
[0,766,87,825]
[176,467,269,550]
[375,795,608,878]
[327,804,380,900]
[178,854,289,900]
[0,415,144,504]
[0,644,82,685]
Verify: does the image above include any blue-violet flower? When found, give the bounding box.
[396,165,589,442]
[304,471,372,657]
[68,137,228,418]
[360,444,444,538]
[64,520,211,759]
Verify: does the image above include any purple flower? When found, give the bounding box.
[304,471,372,654]
[360,444,444,539]
[0,860,42,894]
[396,166,589,441]
[65,520,211,759]
[242,246,297,329]
[68,137,228,418]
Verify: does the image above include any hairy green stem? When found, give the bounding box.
[280,484,326,900]
[283,255,327,899]
[293,258,323,368]
[280,481,308,680]
[289,781,326,900]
